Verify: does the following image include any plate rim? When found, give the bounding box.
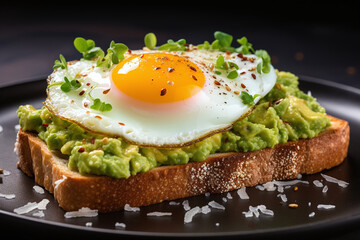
[1,75,360,237]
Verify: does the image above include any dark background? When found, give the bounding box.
[0,3,359,89]
[0,2,359,240]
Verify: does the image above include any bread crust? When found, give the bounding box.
[16,115,350,212]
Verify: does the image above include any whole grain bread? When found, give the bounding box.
[15,115,349,212]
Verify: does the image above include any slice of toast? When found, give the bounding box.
[15,115,349,212]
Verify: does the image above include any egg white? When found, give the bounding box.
[45,50,276,147]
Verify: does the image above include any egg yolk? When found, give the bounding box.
[111,53,206,103]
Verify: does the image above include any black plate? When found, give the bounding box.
[1,76,360,239]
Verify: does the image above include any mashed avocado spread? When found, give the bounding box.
[17,71,330,178]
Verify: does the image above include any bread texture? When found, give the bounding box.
[15,115,350,212]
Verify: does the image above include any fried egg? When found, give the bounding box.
[45,49,276,147]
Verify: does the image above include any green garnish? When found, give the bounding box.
[255,50,271,74]
[53,54,68,70]
[197,31,272,75]
[88,85,112,112]
[240,91,262,106]
[90,98,112,112]
[60,77,81,93]
[236,37,254,54]
[227,70,238,79]
[144,33,157,50]
[215,55,239,79]
[157,38,187,51]
[74,37,103,60]
[74,37,128,69]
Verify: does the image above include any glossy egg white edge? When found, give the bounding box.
[45,50,277,147]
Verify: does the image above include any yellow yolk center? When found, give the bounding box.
[111,53,206,103]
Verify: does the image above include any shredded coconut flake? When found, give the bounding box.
[32,210,45,218]
[124,204,140,212]
[13,199,50,215]
[313,180,324,187]
[0,125,3,133]
[147,212,172,217]
[237,187,249,199]
[242,205,274,218]
[208,200,225,210]
[64,207,98,218]
[317,204,336,210]
[54,175,67,189]
[182,200,191,211]
[115,222,126,229]
[37,199,50,210]
[317,204,335,209]
[85,222,93,227]
[33,185,45,194]
[277,193,288,203]
[169,201,180,206]
[309,212,315,217]
[322,185,329,193]
[226,192,233,199]
[201,205,211,214]
[0,193,16,200]
[14,202,39,215]
[321,173,349,188]
[184,206,201,224]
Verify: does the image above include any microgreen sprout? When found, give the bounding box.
[53,54,68,70]
[236,37,254,54]
[74,37,128,69]
[255,50,271,74]
[144,33,157,50]
[197,31,272,75]
[157,38,187,51]
[74,37,104,60]
[240,91,262,106]
[60,77,81,93]
[215,55,239,79]
[88,85,112,112]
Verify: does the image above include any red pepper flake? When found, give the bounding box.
[240,71,246,75]
[275,83,282,90]
[192,75,197,81]
[103,89,110,94]
[128,49,132,54]
[189,65,197,72]
[95,115,102,120]
[118,122,125,126]
[82,139,86,144]
[86,83,91,86]
[139,54,144,58]
[42,123,49,127]
[84,102,89,108]
[154,67,161,70]
[168,67,175,73]
[238,54,248,61]
[79,90,85,96]
[90,137,95,144]
[78,147,85,153]
[160,88,167,96]
[241,83,246,88]
[234,90,240,95]
[251,73,256,79]
[214,80,221,85]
